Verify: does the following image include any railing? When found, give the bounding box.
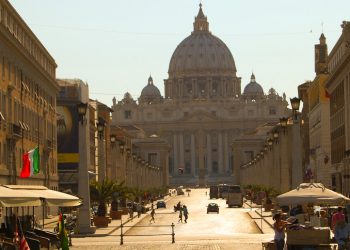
[120,220,175,245]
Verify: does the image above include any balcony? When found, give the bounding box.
[6,123,22,141]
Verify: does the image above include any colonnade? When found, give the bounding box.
[171,130,232,177]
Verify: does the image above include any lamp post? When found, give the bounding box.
[97,119,106,183]
[77,102,88,124]
[290,97,301,121]
[76,102,96,234]
[280,117,288,134]
[290,97,302,188]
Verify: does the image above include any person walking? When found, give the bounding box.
[129,206,134,221]
[183,205,189,223]
[273,213,288,250]
[137,203,142,218]
[178,206,183,223]
[332,207,346,231]
[149,208,155,223]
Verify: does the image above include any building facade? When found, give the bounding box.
[307,34,332,187]
[239,119,303,193]
[325,21,350,194]
[0,0,59,189]
[111,4,289,186]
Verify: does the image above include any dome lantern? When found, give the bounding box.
[193,3,209,33]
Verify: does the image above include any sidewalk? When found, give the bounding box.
[245,200,274,234]
[72,195,173,238]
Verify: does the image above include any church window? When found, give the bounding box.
[147,112,153,119]
[212,161,218,173]
[248,110,254,116]
[124,110,131,119]
[185,162,191,174]
[148,153,157,165]
[269,107,276,115]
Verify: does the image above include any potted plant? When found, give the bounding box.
[110,182,125,220]
[90,179,116,227]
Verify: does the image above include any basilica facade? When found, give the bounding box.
[111,4,289,186]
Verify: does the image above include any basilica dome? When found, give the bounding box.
[139,76,162,104]
[168,4,237,77]
[243,73,264,98]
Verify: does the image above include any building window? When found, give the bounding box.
[269,107,276,115]
[124,110,131,119]
[185,162,191,174]
[148,153,157,165]
[212,161,218,173]
[147,112,153,119]
[184,112,189,117]
[248,110,254,116]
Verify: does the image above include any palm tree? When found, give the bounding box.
[90,179,118,217]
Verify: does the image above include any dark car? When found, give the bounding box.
[156,201,166,209]
[207,203,219,214]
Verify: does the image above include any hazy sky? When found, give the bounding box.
[9,0,350,106]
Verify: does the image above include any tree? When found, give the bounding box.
[90,179,118,217]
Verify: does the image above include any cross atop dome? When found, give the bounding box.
[251,73,256,83]
[193,3,209,33]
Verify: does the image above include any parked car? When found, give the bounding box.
[207,203,219,214]
[156,201,166,209]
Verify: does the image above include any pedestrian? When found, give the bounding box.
[183,205,189,223]
[137,203,142,218]
[332,207,345,231]
[150,208,155,223]
[176,201,181,211]
[178,206,183,223]
[129,206,134,221]
[273,213,288,250]
[334,219,350,250]
[205,191,207,196]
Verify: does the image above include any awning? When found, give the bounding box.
[4,185,81,207]
[0,186,41,207]
[276,183,350,206]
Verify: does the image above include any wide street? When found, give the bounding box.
[71,188,273,249]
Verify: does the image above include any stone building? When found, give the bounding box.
[325,21,350,194]
[56,79,95,193]
[111,4,289,186]
[0,0,59,189]
[307,34,331,187]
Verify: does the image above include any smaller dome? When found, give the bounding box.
[140,76,161,98]
[243,73,264,97]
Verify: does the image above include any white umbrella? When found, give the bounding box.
[276,183,350,206]
[4,185,81,207]
[0,185,41,207]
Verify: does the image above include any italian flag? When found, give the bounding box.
[20,147,40,178]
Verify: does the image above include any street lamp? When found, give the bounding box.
[280,117,288,134]
[290,97,301,120]
[77,102,88,124]
[96,119,105,140]
[110,134,116,147]
[119,143,125,154]
[273,129,279,143]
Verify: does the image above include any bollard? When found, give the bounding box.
[171,222,175,243]
[120,219,123,245]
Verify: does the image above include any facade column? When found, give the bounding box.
[292,118,303,188]
[218,133,223,174]
[180,133,184,171]
[77,106,95,234]
[223,132,228,174]
[206,133,212,174]
[97,138,106,183]
[198,130,205,186]
[173,134,178,176]
[191,133,196,176]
